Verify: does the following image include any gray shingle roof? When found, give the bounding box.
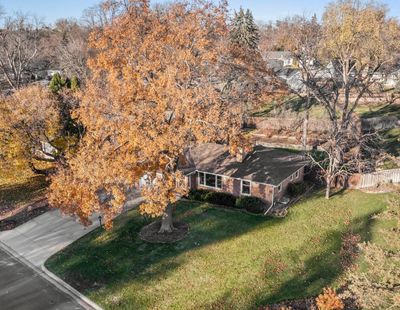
[180,143,308,186]
[265,51,293,60]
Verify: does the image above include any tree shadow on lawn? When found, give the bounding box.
[361,104,400,119]
[46,201,277,297]
[0,175,48,211]
[250,211,379,309]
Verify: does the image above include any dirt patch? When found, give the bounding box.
[139,221,189,243]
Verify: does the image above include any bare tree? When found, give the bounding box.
[284,1,400,198]
[81,0,126,28]
[0,14,44,90]
[51,19,89,80]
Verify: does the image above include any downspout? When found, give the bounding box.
[264,186,275,215]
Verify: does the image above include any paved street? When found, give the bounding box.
[0,195,143,310]
[0,247,84,310]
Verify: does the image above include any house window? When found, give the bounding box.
[295,170,299,178]
[205,173,216,187]
[278,184,282,192]
[290,174,294,180]
[241,180,251,195]
[199,172,205,185]
[198,172,222,189]
[216,176,222,189]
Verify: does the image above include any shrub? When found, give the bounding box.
[235,196,266,214]
[70,75,80,91]
[315,287,344,310]
[187,189,212,201]
[287,182,307,197]
[49,73,66,93]
[204,191,236,207]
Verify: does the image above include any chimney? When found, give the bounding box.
[236,147,247,162]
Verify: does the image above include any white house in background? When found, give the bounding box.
[384,70,400,89]
[46,70,62,79]
[264,51,297,69]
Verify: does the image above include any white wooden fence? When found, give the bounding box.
[357,168,400,189]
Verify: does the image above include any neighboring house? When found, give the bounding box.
[46,69,62,79]
[264,51,306,92]
[265,51,297,69]
[378,69,400,90]
[179,143,308,205]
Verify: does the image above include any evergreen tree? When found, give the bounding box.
[49,73,66,93]
[70,75,80,92]
[230,8,260,50]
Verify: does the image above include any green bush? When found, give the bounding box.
[188,189,212,201]
[204,191,236,207]
[70,75,80,91]
[49,73,66,93]
[235,196,266,214]
[188,189,236,207]
[287,182,307,197]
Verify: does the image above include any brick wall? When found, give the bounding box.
[187,166,305,203]
[274,166,304,201]
[188,172,273,202]
[251,182,274,203]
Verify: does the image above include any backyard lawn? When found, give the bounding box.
[46,190,393,309]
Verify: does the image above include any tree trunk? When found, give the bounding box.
[158,204,175,234]
[325,176,331,199]
[302,110,309,152]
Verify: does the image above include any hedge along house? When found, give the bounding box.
[179,143,308,205]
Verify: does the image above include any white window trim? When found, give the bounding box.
[278,184,282,192]
[241,180,251,196]
[198,171,223,189]
[199,171,205,186]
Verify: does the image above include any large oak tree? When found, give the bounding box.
[48,0,254,232]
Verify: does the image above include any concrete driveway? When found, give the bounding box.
[0,196,143,309]
[0,209,100,267]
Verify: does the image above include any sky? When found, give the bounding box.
[1,0,400,24]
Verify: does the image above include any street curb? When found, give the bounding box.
[0,240,103,310]
[41,264,103,310]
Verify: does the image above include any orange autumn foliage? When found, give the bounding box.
[48,0,262,229]
[315,287,344,310]
[0,85,61,176]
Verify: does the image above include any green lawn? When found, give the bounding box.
[46,190,394,310]
[360,103,400,119]
[252,97,399,120]
[382,127,400,157]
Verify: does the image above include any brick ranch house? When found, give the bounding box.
[179,143,308,205]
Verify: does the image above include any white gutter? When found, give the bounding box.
[264,187,276,215]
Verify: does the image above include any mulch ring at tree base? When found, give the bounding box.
[0,205,49,231]
[139,221,189,243]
